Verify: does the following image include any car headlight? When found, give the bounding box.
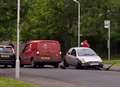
[81,58,86,63]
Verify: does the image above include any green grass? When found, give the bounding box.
[103,59,120,66]
[0,77,38,87]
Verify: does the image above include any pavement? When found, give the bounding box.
[20,67,120,87]
[110,66,120,71]
[0,65,120,87]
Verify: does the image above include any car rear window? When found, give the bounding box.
[0,47,13,53]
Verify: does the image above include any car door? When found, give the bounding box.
[70,49,77,66]
[65,49,72,65]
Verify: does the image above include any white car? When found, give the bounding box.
[63,47,103,69]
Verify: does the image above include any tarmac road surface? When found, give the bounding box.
[0,66,120,87]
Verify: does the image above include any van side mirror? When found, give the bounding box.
[22,48,26,53]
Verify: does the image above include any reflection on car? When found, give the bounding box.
[0,45,16,68]
[63,47,103,69]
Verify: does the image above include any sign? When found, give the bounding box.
[104,20,110,28]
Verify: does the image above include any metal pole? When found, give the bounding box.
[78,1,80,47]
[73,0,80,47]
[16,0,20,79]
[104,20,111,61]
[108,25,110,61]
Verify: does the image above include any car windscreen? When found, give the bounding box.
[77,49,97,56]
[0,47,13,53]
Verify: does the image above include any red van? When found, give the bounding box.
[20,40,62,68]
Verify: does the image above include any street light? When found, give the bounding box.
[73,0,80,47]
[16,0,20,79]
[104,20,111,61]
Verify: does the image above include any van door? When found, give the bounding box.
[38,41,61,60]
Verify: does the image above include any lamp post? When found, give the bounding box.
[16,0,20,79]
[104,20,111,61]
[73,0,80,47]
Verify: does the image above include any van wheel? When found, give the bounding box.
[32,60,37,68]
[39,64,44,68]
[54,63,59,68]
[20,64,24,67]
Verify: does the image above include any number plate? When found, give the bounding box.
[90,63,99,65]
[41,57,50,60]
[1,55,9,57]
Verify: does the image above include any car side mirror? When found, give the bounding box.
[22,48,27,53]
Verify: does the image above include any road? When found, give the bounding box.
[0,66,120,87]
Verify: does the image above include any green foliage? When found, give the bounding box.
[110,0,120,5]
[0,0,16,40]
[0,0,120,56]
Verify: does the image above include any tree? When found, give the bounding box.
[0,0,16,40]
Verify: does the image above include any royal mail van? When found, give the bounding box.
[20,40,62,68]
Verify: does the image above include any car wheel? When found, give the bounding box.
[63,59,69,67]
[76,62,82,69]
[11,64,15,68]
[59,61,66,69]
[4,65,8,68]
[20,58,24,67]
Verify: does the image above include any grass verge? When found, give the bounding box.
[0,77,38,87]
[103,59,120,66]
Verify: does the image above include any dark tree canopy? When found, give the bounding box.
[0,0,120,57]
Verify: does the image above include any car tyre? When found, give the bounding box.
[76,61,82,69]
[63,59,69,67]
[4,65,8,68]
[11,64,15,68]
[59,61,66,69]
[20,58,24,67]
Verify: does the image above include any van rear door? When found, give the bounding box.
[38,41,61,60]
